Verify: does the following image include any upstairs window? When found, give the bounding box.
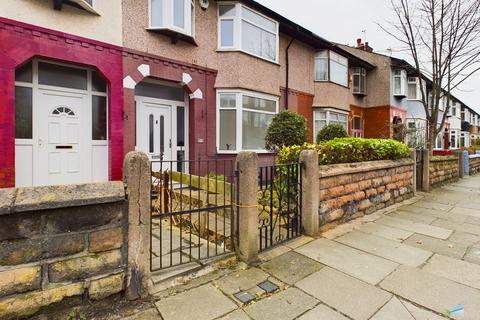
[352,67,366,95]
[407,77,421,100]
[393,69,407,97]
[150,0,195,36]
[315,51,348,87]
[218,3,279,62]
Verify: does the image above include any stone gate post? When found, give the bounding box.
[299,150,319,236]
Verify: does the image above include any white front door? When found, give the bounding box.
[136,98,173,170]
[35,90,89,185]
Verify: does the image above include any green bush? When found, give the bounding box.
[265,111,308,151]
[277,138,410,165]
[316,124,348,143]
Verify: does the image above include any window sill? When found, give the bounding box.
[353,92,367,97]
[393,94,407,98]
[216,49,280,66]
[147,28,198,46]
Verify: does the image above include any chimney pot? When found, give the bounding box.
[357,38,362,46]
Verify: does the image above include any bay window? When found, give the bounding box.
[451,130,458,149]
[315,51,348,87]
[393,69,407,97]
[150,0,194,36]
[313,109,348,139]
[352,67,366,95]
[218,3,279,62]
[217,90,278,152]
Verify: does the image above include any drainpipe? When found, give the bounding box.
[285,38,294,110]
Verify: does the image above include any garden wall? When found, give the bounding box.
[469,155,480,175]
[318,159,414,227]
[0,183,127,320]
[429,156,459,188]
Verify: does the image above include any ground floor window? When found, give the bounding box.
[407,120,426,148]
[460,132,469,148]
[351,115,363,137]
[217,90,278,152]
[450,130,458,149]
[435,133,443,149]
[313,109,348,140]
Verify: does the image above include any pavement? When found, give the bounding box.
[113,176,480,319]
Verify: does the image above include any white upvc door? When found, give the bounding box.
[136,97,174,171]
[35,89,89,185]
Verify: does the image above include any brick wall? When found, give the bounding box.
[469,155,480,175]
[429,156,459,188]
[0,183,127,319]
[318,159,414,227]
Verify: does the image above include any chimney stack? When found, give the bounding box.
[355,38,373,53]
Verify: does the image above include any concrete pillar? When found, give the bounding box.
[410,149,417,195]
[454,150,464,179]
[235,152,259,265]
[422,149,430,192]
[123,151,151,300]
[300,150,319,236]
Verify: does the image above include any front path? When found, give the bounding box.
[58,176,480,320]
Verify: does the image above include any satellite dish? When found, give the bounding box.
[199,0,209,10]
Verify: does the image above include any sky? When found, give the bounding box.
[256,0,480,113]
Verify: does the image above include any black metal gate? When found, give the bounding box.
[150,158,235,272]
[258,163,302,252]
[416,149,424,190]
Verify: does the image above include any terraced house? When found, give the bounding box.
[1,0,479,189]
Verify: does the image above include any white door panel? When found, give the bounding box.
[35,90,89,186]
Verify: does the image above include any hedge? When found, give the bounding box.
[277,138,410,165]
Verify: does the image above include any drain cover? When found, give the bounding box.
[258,280,279,293]
[233,291,256,304]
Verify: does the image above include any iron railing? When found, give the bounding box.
[150,158,235,271]
[258,163,302,252]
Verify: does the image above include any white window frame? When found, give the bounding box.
[393,69,407,97]
[407,76,421,100]
[69,0,99,14]
[216,89,279,154]
[450,130,458,149]
[313,108,349,140]
[217,2,279,63]
[434,133,443,150]
[148,0,195,37]
[352,67,367,95]
[315,50,349,87]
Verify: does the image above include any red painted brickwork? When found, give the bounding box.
[364,105,407,139]
[0,18,124,187]
[349,105,366,137]
[280,87,315,143]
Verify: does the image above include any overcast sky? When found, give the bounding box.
[256,0,480,113]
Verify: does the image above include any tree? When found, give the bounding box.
[382,0,480,152]
[265,111,308,150]
[316,124,348,143]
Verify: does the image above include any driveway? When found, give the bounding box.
[127,175,480,320]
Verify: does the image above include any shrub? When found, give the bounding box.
[278,138,410,165]
[265,111,308,151]
[316,124,348,143]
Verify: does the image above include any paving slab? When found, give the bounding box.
[431,219,480,236]
[464,245,480,265]
[284,236,314,249]
[295,238,398,285]
[155,284,237,320]
[403,234,468,259]
[213,267,270,295]
[447,231,480,246]
[422,254,480,290]
[449,206,480,217]
[457,201,480,211]
[260,251,324,285]
[465,216,480,225]
[258,245,291,262]
[243,288,318,320]
[217,310,251,320]
[370,297,414,320]
[411,200,453,212]
[297,304,349,320]
[375,216,453,239]
[400,300,446,320]
[335,231,432,267]
[355,222,414,242]
[391,210,439,224]
[296,267,391,320]
[380,266,480,320]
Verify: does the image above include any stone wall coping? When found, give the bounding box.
[430,155,458,162]
[318,159,414,179]
[469,154,480,159]
[0,182,125,215]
